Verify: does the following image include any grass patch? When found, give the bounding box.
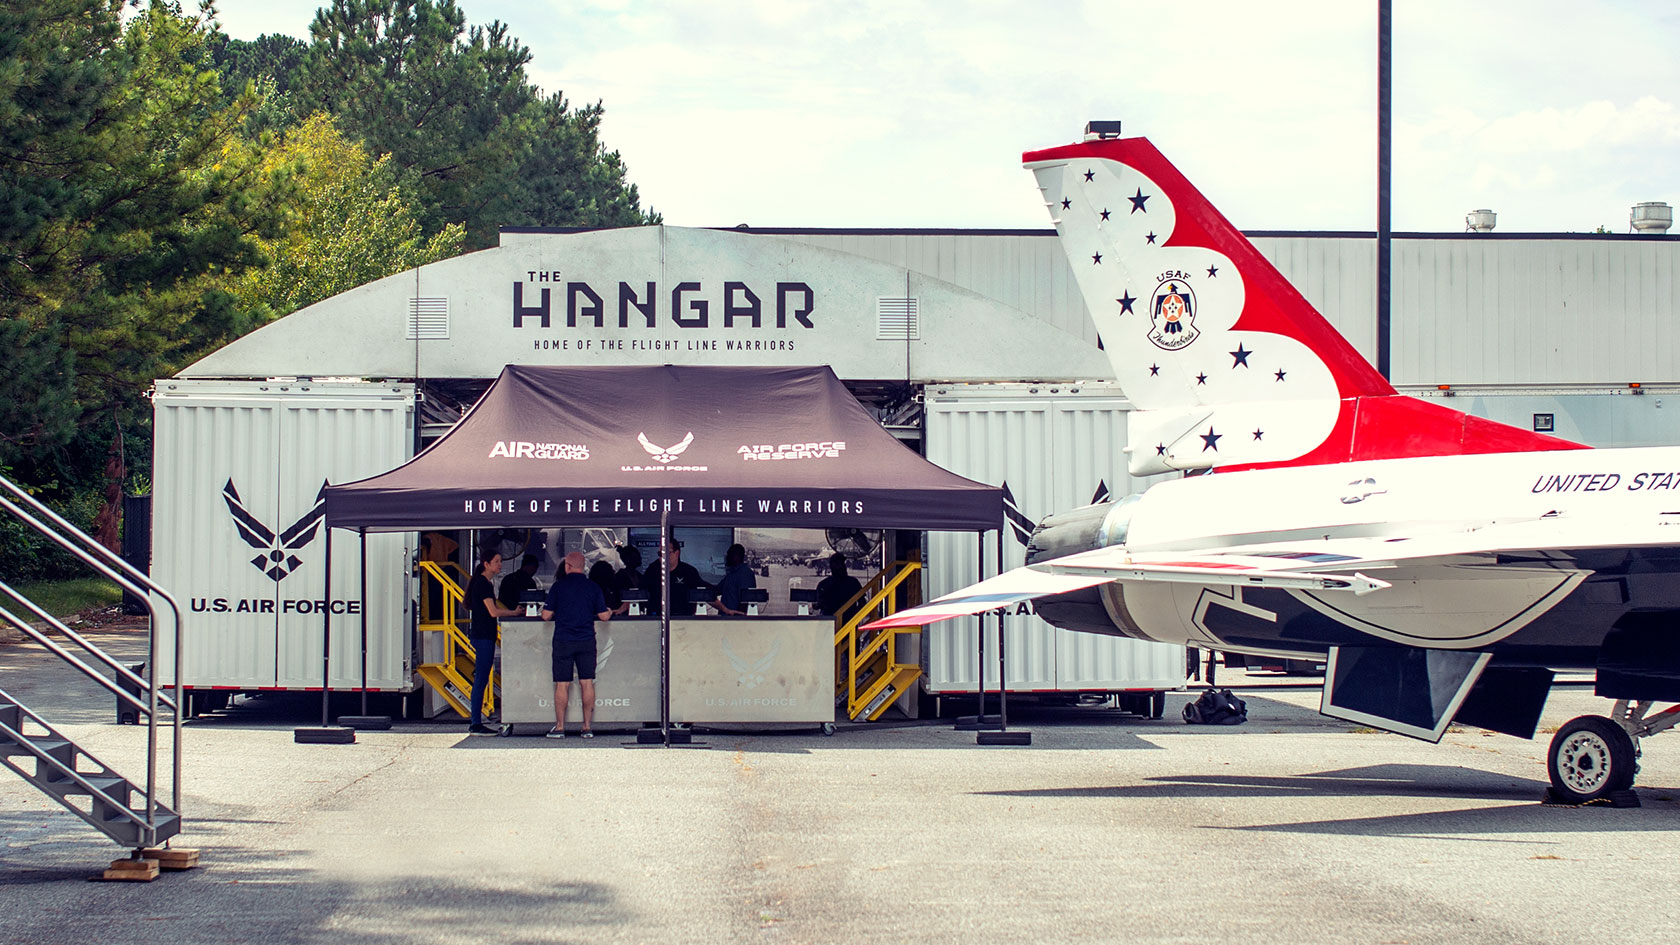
[0,577,123,622]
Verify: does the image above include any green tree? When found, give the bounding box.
[0,0,282,521]
[206,31,309,133]
[297,0,656,248]
[233,112,465,317]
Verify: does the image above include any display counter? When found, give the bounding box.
[499,616,835,726]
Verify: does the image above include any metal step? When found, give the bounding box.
[0,475,185,855]
[0,686,179,849]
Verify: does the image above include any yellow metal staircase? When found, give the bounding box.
[834,559,925,721]
[415,561,500,719]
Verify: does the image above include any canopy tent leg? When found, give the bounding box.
[979,527,1031,745]
[297,526,354,743]
[956,529,1000,732]
[633,507,699,748]
[661,505,671,745]
[340,527,391,730]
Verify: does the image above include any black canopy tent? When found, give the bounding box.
[305,365,1007,743]
[324,364,1002,531]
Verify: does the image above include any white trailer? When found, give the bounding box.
[921,383,1186,700]
[150,379,415,700]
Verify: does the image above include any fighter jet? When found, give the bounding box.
[867,122,1680,803]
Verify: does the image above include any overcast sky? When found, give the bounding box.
[211,0,1680,233]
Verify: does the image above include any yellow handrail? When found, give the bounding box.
[416,559,499,718]
[833,559,926,720]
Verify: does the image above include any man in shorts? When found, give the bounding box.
[542,551,612,738]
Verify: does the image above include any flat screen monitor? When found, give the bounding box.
[626,526,734,586]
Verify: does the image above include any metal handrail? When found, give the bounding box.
[0,596,172,716]
[415,560,498,717]
[833,561,926,719]
[833,560,924,646]
[0,473,184,845]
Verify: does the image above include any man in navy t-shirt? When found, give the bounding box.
[542,552,611,738]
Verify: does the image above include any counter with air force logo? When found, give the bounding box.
[499,615,836,726]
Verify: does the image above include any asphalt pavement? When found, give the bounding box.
[2,627,1676,945]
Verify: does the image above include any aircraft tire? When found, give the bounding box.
[1548,715,1637,803]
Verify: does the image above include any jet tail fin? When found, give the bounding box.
[1024,129,1582,473]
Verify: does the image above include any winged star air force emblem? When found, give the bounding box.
[1148,277,1200,351]
[723,639,781,690]
[222,479,326,582]
[638,431,695,464]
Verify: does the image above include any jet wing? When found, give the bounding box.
[861,548,1389,631]
[862,512,1680,632]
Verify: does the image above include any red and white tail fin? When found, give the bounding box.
[1024,130,1583,474]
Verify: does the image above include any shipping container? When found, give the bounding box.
[1405,384,1680,449]
[921,383,1185,693]
[150,380,416,691]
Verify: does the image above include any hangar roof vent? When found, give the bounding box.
[1632,201,1672,234]
[1465,209,1497,233]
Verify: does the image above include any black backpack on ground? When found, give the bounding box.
[1182,688,1248,725]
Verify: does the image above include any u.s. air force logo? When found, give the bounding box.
[723,639,781,690]
[1148,272,1199,351]
[222,479,325,582]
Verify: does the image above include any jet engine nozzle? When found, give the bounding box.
[1027,494,1144,636]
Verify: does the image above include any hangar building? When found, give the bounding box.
[149,222,1680,712]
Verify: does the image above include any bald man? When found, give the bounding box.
[541,551,611,738]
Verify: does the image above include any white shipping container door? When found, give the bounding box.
[274,396,414,689]
[151,381,414,689]
[153,392,283,687]
[923,386,1184,692]
[926,398,1058,691]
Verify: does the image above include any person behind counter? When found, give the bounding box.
[498,553,540,610]
[614,544,643,599]
[588,560,628,616]
[712,543,757,616]
[467,547,521,735]
[642,536,708,616]
[816,552,864,618]
[542,552,612,738]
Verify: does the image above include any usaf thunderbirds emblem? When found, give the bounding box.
[1148,276,1200,351]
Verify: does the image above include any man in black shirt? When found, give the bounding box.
[497,553,540,611]
[816,553,864,619]
[642,537,708,616]
[542,552,611,738]
[466,547,520,734]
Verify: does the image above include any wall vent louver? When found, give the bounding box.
[877,297,919,340]
[407,298,450,339]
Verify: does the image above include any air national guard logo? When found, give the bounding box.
[1148,275,1200,351]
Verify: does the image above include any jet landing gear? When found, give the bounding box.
[1546,701,1680,804]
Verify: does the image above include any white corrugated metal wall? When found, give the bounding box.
[922,385,1183,692]
[772,230,1680,387]
[152,381,415,690]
